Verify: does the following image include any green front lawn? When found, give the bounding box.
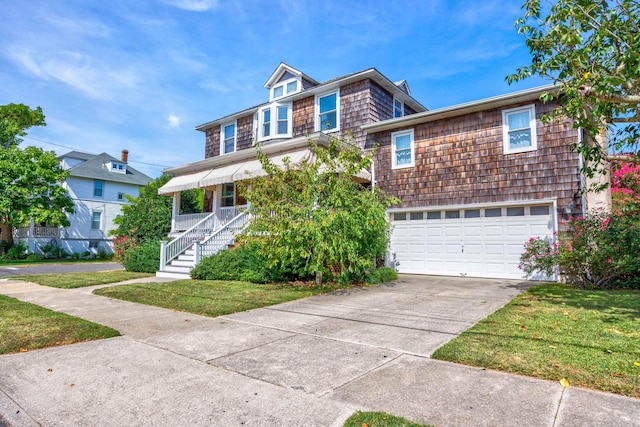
[0,294,120,354]
[343,411,432,427]
[93,279,353,317]
[12,271,153,288]
[432,284,640,398]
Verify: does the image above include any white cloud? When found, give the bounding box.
[165,0,218,11]
[7,47,141,101]
[167,114,181,128]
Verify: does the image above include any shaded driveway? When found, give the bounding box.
[1,275,637,426]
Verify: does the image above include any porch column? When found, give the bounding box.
[171,192,181,232]
[211,188,218,229]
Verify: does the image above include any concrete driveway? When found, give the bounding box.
[1,275,638,426]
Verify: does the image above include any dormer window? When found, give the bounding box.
[270,77,301,101]
[110,161,126,174]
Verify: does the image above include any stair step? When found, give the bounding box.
[170,260,195,267]
[156,271,191,280]
[163,265,192,274]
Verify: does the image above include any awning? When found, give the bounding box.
[233,149,314,181]
[158,170,211,195]
[199,163,245,188]
[159,148,370,195]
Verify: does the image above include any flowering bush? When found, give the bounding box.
[520,212,640,289]
[112,235,137,261]
[612,162,640,212]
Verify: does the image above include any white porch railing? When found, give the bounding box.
[160,212,216,269]
[195,212,250,263]
[16,226,59,238]
[219,205,248,224]
[173,213,211,232]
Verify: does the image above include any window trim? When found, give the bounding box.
[270,77,301,101]
[91,211,102,230]
[221,121,237,155]
[257,102,292,141]
[93,180,104,198]
[393,97,404,118]
[391,128,415,169]
[315,89,340,132]
[502,104,537,154]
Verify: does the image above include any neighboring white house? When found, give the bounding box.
[16,150,152,255]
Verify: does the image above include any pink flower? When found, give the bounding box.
[608,258,612,263]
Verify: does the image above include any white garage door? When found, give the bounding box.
[389,204,555,279]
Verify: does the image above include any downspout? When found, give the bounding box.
[577,128,587,218]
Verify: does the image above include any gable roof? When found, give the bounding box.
[362,84,559,134]
[263,62,320,88]
[59,151,152,186]
[195,67,427,132]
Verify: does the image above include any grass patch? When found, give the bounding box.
[94,280,355,317]
[0,294,120,354]
[432,283,640,398]
[12,271,153,289]
[343,411,432,427]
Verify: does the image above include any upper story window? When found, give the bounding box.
[391,129,415,169]
[93,180,104,197]
[221,122,236,154]
[257,103,292,141]
[316,90,340,132]
[110,161,126,173]
[394,98,404,118]
[270,78,300,101]
[502,104,537,154]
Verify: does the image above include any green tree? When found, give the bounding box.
[237,135,398,285]
[112,174,202,242]
[0,104,46,149]
[0,146,75,247]
[508,0,640,180]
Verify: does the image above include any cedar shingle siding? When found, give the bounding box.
[370,100,581,215]
[205,125,221,158]
[293,96,315,137]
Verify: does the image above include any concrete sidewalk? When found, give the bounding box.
[0,275,638,426]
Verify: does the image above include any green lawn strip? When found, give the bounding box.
[12,271,153,289]
[432,284,640,399]
[0,294,120,355]
[93,280,354,317]
[343,411,432,427]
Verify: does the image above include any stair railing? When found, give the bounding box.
[160,212,216,271]
[194,212,250,264]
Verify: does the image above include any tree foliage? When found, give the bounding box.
[0,104,46,149]
[508,0,640,177]
[237,135,399,284]
[112,174,202,242]
[0,146,75,244]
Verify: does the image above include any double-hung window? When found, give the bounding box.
[258,103,291,141]
[502,105,537,154]
[391,129,415,169]
[221,183,235,207]
[394,98,404,118]
[93,180,104,197]
[316,91,339,131]
[221,122,236,154]
[91,212,102,230]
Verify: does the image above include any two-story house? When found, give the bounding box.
[16,150,152,256]
[158,63,595,280]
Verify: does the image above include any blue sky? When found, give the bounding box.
[0,0,546,177]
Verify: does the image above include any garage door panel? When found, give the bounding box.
[391,203,555,280]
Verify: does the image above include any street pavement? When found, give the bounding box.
[0,262,123,277]
[0,274,638,426]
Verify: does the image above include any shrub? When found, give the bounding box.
[121,240,160,273]
[191,245,284,283]
[81,250,91,257]
[520,212,640,289]
[3,243,28,260]
[25,253,43,261]
[364,267,398,284]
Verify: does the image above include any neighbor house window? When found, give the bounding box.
[221,122,236,154]
[391,129,415,169]
[316,90,339,131]
[91,212,102,230]
[258,103,291,141]
[394,98,404,118]
[503,104,537,154]
[93,180,104,197]
[221,183,235,207]
[117,192,124,201]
